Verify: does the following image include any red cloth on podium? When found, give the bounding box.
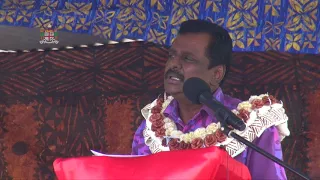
[53,146,251,180]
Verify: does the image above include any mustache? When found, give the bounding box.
[164,69,184,81]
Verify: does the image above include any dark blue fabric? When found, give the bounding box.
[0,0,318,54]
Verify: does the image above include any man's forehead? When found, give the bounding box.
[170,33,210,54]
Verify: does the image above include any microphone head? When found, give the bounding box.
[183,77,211,104]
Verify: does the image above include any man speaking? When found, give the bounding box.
[131,20,289,180]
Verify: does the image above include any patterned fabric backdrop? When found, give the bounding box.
[0,0,319,53]
[0,42,319,180]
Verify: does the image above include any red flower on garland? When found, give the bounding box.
[215,130,227,143]
[237,109,250,122]
[151,106,162,113]
[149,113,162,123]
[168,138,180,150]
[179,141,191,150]
[251,99,264,109]
[150,99,166,137]
[155,128,166,137]
[191,138,203,149]
[204,134,217,147]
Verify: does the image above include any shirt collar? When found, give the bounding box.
[163,87,225,121]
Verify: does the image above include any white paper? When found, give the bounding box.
[90,150,146,158]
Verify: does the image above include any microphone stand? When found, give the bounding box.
[216,109,310,180]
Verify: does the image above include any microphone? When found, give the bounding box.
[183,77,246,131]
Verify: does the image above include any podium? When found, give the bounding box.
[53,146,251,180]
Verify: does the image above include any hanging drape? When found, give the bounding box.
[0,0,318,54]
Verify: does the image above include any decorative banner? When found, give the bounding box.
[0,0,319,53]
[0,41,318,179]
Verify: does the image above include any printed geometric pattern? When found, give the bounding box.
[0,105,9,180]
[1,102,39,179]
[297,54,320,85]
[0,0,320,53]
[301,87,320,178]
[32,95,108,179]
[143,46,167,90]
[225,51,297,86]
[104,95,137,154]
[0,42,319,179]
[0,52,45,96]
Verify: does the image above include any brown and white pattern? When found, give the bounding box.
[0,42,317,179]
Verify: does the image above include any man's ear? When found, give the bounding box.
[212,65,225,83]
[208,65,225,90]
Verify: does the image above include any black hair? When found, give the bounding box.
[178,20,233,85]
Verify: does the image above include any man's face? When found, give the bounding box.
[164,33,221,98]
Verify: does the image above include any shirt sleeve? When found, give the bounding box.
[131,120,152,155]
[236,126,287,180]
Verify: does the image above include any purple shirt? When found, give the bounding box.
[132,88,287,180]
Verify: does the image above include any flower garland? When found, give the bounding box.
[149,97,227,150]
[142,94,290,156]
